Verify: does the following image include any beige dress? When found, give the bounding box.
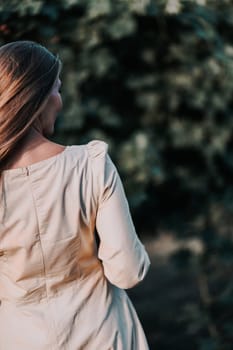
[0,140,150,350]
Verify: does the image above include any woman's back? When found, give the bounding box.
[0,140,150,349]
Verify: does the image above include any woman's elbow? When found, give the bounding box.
[104,255,151,289]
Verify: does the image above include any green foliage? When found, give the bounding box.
[0,0,233,349]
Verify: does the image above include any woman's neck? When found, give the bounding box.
[3,128,65,170]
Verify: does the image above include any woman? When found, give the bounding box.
[0,41,150,349]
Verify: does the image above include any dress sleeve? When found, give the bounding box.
[87,140,150,289]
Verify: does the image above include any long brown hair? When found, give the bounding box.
[0,40,61,169]
[0,40,61,214]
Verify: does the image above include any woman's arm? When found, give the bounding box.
[92,145,150,289]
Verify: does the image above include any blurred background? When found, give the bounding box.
[1,0,233,349]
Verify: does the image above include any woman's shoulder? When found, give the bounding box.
[68,140,108,159]
[64,140,109,171]
[3,139,109,172]
[86,140,108,159]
